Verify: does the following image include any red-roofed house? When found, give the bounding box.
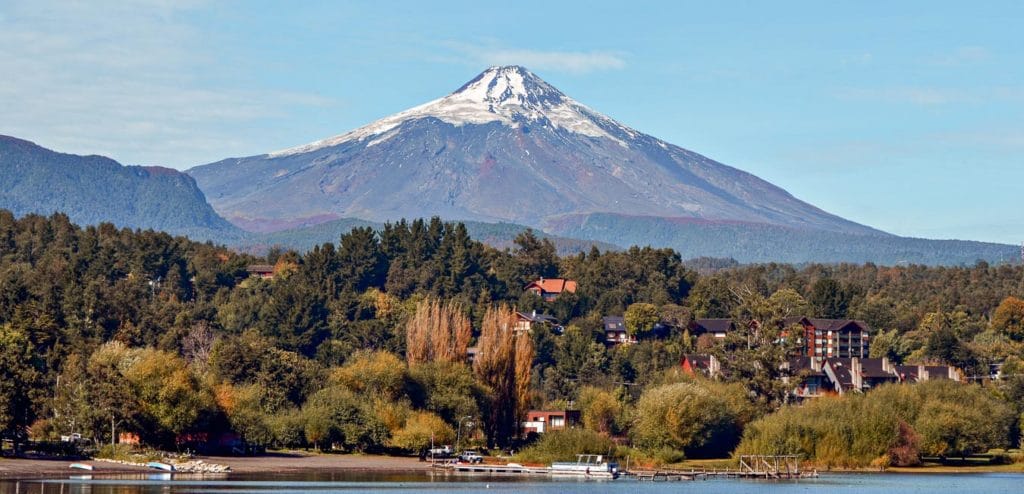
[524,278,578,302]
[246,264,275,280]
[681,354,721,377]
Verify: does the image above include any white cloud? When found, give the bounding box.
[479,49,626,74]
[445,42,627,74]
[832,86,1024,106]
[0,0,331,169]
[927,46,991,66]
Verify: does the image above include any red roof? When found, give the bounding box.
[525,278,578,294]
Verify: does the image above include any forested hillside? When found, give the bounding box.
[0,135,241,241]
[240,218,619,256]
[546,213,1019,265]
[1,211,1022,466]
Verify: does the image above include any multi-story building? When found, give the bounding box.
[784,317,870,358]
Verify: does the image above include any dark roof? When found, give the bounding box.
[826,357,896,385]
[690,319,735,334]
[826,359,855,388]
[924,366,952,380]
[247,264,274,273]
[517,311,559,324]
[784,317,870,333]
[859,358,895,379]
[895,365,920,381]
[684,354,712,369]
[603,316,625,332]
[788,357,824,376]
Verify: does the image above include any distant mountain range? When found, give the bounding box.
[188,66,880,237]
[0,135,240,240]
[1,67,1018,264]
[184,66,1017,265]
[0,135,609,255]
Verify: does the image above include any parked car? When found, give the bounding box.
[60,433,83,443]
[428,445,454,457]
[458,450,484,464]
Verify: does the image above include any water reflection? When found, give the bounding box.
[3,472,1024,494]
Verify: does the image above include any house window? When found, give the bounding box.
[551,416,565,427]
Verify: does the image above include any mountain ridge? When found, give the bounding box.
[0,135,241,240]
[187,65,883,238]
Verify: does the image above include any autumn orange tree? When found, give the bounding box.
[405,298,472,365]
[474,305,533,447]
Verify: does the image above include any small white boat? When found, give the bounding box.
[550,454,618,479]
[146,461,176,472]
[69,463,94,471]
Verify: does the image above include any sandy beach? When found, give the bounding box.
[0,453,429,480]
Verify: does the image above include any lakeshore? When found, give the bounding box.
[0,453,428,480]
[3,452,1023,482]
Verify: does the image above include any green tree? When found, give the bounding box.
[624,302,660,337]
[686,278,736,318]
[122,348,214,445]
[809,278,853,319]
[631,382,740,458]
[577,387,622,435]
[219,384,274,447]
[993,296,1024,341]
[389,411,455,452]
[0,324,42,449]
[869,329,906,363]
[513,229,558,281]
[766,288,811,319]
[408,361,484,426]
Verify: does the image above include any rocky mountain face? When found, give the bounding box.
[0,135,239,240]
[188,66,882,237]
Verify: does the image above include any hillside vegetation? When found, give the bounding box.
[0,211,1022,467]
[0,135,240,241]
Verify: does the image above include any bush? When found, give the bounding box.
[735,381,1015,468]
[389,411,455,452]
[96,443,134,461]
[631,382,741,458]
[513,428,613,466]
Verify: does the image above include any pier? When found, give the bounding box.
[433,454,817,481]
[625,455,817,481]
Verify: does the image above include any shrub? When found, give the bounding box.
[735,381,1015,468]
[513,428,613,466]
[631,382,741,458]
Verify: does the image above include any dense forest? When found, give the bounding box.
[0,135,239,241]
[1,210,1023,467]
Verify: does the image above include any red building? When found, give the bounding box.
[681,354,721,377]
[521,410,581,434]
[246,264,276,280]
[784,317,870,358]
[524,278,578,302]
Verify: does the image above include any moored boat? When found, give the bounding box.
[146,461,176,472]
[550,454,618,479]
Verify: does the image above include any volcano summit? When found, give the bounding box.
[184,67,1018,264]
[188,65,879,236]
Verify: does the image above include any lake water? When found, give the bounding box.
[3,472,1024,494]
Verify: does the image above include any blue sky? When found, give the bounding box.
[2,1,1022,244]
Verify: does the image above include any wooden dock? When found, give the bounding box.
[431,461,551,476]
[625,455,818,481]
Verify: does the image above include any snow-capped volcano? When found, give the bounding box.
[270,65,629,156]
[188,66,884,238]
